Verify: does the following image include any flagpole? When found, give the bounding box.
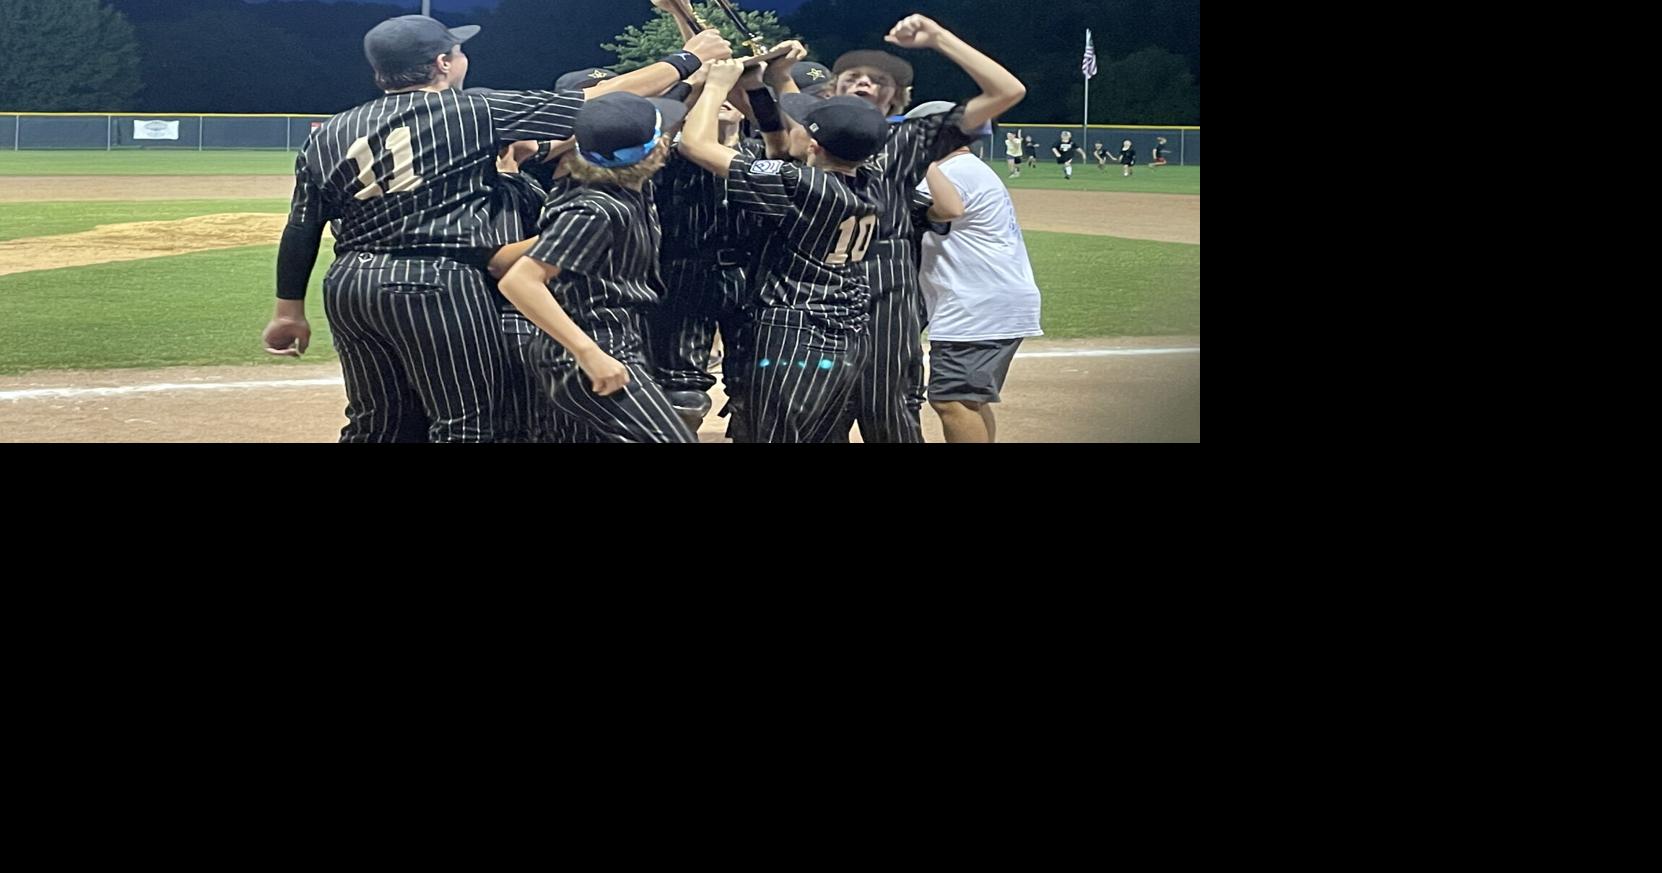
[1082,30,1092,152]
[1083,67,1090,148]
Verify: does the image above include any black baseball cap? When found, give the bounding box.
[780,93,888,163]
[832,50,914,88]
[575,93,688,168]
[364,15,479,73]
[791,61,834,93]
[555,67,617,91]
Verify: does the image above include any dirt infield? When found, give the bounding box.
[0,213,313,276]
[1010,190,1199,244]
[0,337,1200,443]
[3,175,1200,246]
[0,175,296,202]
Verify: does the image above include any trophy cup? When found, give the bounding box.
[653,0,796,67]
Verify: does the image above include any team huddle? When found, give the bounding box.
[262,8,1028,442]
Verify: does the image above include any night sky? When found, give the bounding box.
[245,0,811,12]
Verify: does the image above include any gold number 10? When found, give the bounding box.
[826,215,878,265]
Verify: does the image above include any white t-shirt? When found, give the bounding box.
[916,153,1044,342]
[1005,135,1022,157]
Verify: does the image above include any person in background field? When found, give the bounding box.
[1106,137,1136,177]
[1052,130,1081,180]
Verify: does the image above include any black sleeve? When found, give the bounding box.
[724,154,800,227]
[903,103,976,166]
[528,201,614,276]
[278,143,328,300]
[486,89,587,144]
[276,223,325,301]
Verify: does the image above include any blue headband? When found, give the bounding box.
[581,109,662,168]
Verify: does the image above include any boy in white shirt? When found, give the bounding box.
[915,145,1044,443]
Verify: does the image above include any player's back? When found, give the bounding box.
[300,88,580,254]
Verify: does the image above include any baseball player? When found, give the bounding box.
[1106,138,1136,176]
[476,66,631,443]
[680,60,889,443]
[260,13,731,442]
[1023,133,1038,169]
[1092,141,1108,169]
[645,45,801,437]
[1152,135,1169,168]
[819,14,1026,443]
[1005,129,1023,177]
[491,93,696,443]
[1052,130,1082,179]
[485,142,560,441]
[792,60,836,99]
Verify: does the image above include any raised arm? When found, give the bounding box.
[885,15,1025,133]
[681,59,747,176]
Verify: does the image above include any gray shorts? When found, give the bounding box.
[928,338,1024,404]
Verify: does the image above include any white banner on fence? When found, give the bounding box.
[133,120,180,140]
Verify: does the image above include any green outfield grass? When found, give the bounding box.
[1021,230,1199,337]
[0,150,298,175]
[0,223,1194,373]
[0,246,337,374]
[979,158,1200,194]
[0,199,288,242]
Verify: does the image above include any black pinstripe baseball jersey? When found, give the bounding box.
[724,153,880,331]
[534,175,578,227]
[654,139,764,259]
[864,105,975,244]
[486,169,547,251]
[288,88,584,254]
[486,169,560,442]
[521,181,695,444]
[527,182,664,334]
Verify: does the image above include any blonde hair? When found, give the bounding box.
[888,86,912,118]
[565,140,670,191]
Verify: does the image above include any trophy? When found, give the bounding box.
[652,0,797,67]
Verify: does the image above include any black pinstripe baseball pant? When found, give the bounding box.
[649,256,751,397]
[834,243,926,443]
[324,251,508,443]
[744,309,864,443]
[525,324,696,444]
[497,308,562,442]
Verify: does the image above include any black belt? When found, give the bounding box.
[341,247,492,268]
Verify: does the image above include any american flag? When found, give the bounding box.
[1083,29,1098,79]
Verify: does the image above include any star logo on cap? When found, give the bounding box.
[590,69,611,79]
[807,68,827,80]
